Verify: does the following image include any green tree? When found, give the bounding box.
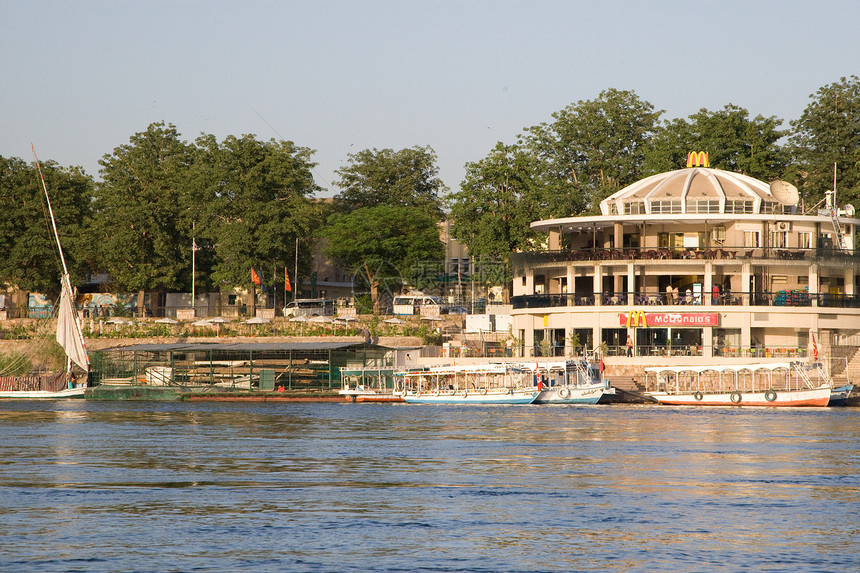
[333,146,447,219]
[448,142,546,262]
[93,122,195,315]
[788,75,860,209]
[525,88,663,213]
[644,104,787,180]
[194,133,320,312]
[0,155,93,299]
[320,204,444,313]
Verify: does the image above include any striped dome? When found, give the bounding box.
[599,167,788,216]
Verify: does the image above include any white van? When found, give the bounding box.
[283,299,336,317]
[392,295,443,316]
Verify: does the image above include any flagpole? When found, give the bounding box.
[294,238,299,302]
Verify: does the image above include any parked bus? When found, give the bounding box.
[283,298,336,317]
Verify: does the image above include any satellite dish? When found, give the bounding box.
[769,180,799,206]
[844,204,856,217]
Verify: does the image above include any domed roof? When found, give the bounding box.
[599,166,792,216]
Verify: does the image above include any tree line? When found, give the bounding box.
[1,76,857,312]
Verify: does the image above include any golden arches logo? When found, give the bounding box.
[626,310,647,328]
[686,151,709,168]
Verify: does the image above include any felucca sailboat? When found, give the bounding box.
[0,147,89,398]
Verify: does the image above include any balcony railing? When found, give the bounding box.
[521,344,809,359]
[512,246,858,266]
[512,291,860,310]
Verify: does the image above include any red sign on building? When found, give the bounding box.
[620,311,719,327]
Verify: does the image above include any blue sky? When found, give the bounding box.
[1,0,858,196]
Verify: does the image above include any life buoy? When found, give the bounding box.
[558,387,571,399]
[461,391,468,398]
[693,391,703,401]
[433,390,439,397]
[730,391,742,404]
[480,388,488,395]
[765,389,777,402]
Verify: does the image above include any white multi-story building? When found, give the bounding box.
[510,153,860,364]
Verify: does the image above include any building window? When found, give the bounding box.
[798,231,812,249]
[726,200,753,214]
[687,199,720,213]
[743,230,760,247]
[650,200,682,214]
[623,201,645,214]
[771,231,787,248]
[658,232,685,249]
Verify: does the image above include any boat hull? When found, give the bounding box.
[828,384,854,407]
[355,394,405,403]
[534,385,606,404]
[402,389,538,404]
[0,387,86,399]
[339,389,405,403]
[648,386,831,407]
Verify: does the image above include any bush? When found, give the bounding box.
[0,350,34,376]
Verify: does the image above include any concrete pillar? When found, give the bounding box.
[704,261,713,306]
[567,264,575,301]
[809,264,819,307]
[741,263,751,306]
[704,326,714,358]
[627,262,636,303]
[594,263,603,305]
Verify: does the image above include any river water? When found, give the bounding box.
[0,401,858,572]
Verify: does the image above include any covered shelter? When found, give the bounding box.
[92,341,397,391]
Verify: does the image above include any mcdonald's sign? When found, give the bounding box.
[620,311,719,327]
[625,310,647,327]
[686,151,709,168]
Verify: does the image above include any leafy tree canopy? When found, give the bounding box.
[0,155,92,297]
[320,204,444,313]
[788,75,860,209]
[333,146,447,219]
[524,88,663,213]
[448,142,546,263]
[644,104,787,181]
[193,133,322,290]
[93,122,195,296]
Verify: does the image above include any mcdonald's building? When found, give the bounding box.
[509,153,860,375]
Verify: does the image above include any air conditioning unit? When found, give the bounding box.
[771,221,791,232]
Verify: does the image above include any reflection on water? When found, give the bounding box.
[1,401,858,571]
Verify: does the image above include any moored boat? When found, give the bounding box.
[0,148,89,399]
[529,360,614,405]
[339,366,404,402]
[828,384,854,407]
[644,361,833,407]
[396,364,539,404]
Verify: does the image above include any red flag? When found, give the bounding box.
[251,268,261,286]
[600,356,605,372]
[284,267,292,293]
[812,333,818,361]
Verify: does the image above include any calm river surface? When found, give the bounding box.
[1,401,858,572]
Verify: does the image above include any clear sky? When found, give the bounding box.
[2,0,858,196]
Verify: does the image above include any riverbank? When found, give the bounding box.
[86,384,346,402]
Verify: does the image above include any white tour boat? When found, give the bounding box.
[644,361,833,407]
[528,360,614,405]
[395,364,539,404]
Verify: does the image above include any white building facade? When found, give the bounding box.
[510,155,860,363]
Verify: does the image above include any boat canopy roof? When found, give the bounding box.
[644,362,795,375]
